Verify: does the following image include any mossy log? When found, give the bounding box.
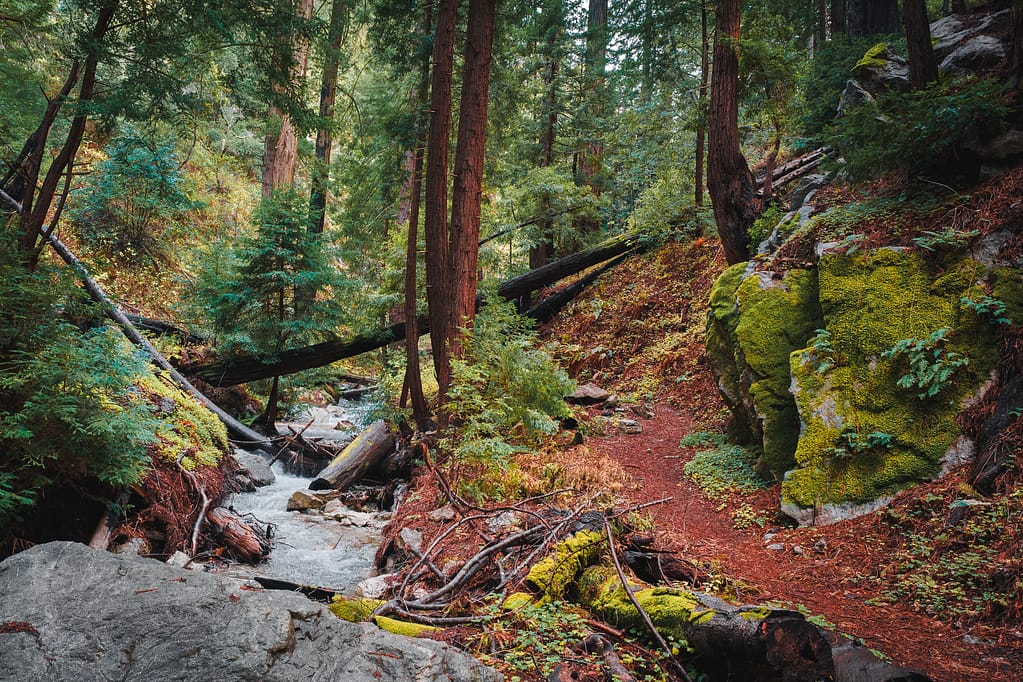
[182,234,642,387]
[533,531,931,682]
[308,420,395,491]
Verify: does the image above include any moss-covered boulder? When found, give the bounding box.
[705,265,822,478]
[781,248,1002,524]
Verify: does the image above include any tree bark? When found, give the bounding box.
[1012,0,1023,91]
[576,0,608,213]
[847,0,900,38]
[903,0,938,89]
[530,3,563,271]
[19,0,117,269]
[206,507,269,563]
[707,0,757,265]
[403,0,433,431]
[694,3,709,208]
[446,0,496,374]
[309,0,347,234]
[423,0,458,399]
[261,0,315,197]
[831,0,847,36]
[309,420,396,491]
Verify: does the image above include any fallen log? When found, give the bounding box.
[308,420,396,491]
[124,313,209,345]
[45,235,282,459]
[184,236,641,387]
[206,506,269,563]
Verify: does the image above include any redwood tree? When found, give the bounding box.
[903,0,937,89]
[707,0,757,265]
[846,0,900,38]
[423,0,458,397]
[446,0,497,378]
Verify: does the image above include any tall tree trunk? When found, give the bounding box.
[847,0,900,38]
[903,0,938,89]
[831,0,847,36]
[707,0,757,265]
[817,0,828,46]
[1012,0,1023,91]
[446,0,496,374]
[18,0,117,269]
[576,0,607,232]
[423,0,458,399]
[952,0,966,13]
[403,1,434,432]
[262,0,315,196]
[530,2,563,272]
[694,2,709,208]
[309,0,347,234]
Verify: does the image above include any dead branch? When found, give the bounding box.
[581,633,636,682]
[603,517,692,682]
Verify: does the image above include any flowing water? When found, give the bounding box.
[226,398,385,590]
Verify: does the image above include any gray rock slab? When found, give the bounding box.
[0,541,501,682]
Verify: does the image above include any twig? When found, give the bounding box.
[178,465,211,557]
[612,496,674,516]
[603,517,692,682]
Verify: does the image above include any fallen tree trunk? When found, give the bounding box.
[45,235,281,458]
[206,506,269,563]
[309,420,396,491]
[124,313,209,345]
[184,236,642,387]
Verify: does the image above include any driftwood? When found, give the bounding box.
[308,420,395,491]
[182,233,643,386]
[206,507,268,563]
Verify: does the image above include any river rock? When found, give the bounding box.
[617,419,643,434]
[287,489,327,512]
[233,450,276,488]
[566,382,610,405]
[0,542,501,682]
[940,35,1006,76]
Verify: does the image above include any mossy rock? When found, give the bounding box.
[372,615,438,637]
[782,249,1003,520]
[525,530,604,601]
[706,263,754,441]
[734,270,822,478]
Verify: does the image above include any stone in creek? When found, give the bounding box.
[233,450,276,488]
[287,489,327,512]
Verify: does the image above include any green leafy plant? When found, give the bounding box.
[0,238,161,531]
[831,430,893,460]
[71,127,196,265]
[682,435,768,501]
[808,328,836,374]
[882,328,969,400]
[961,294,1012,326]
[442,299,574,495]
[912,227,980,252]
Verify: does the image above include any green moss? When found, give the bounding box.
[739,607,772,621]
[526,530,604,600]
[138,373,228,470]
[578,567,712,645]
[372,615,438,637]
[990,268,1023,325]
[783,250,1001,511]
[501,592,535,611]
[853,42,889,72]
[734,270,822,478]
[329,596,385,622]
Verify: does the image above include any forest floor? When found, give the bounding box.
[528,235,1023,681]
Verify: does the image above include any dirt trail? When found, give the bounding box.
[587,404,1018,682]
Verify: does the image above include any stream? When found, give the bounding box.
[225,398,385,591]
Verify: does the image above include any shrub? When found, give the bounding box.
[826,77,1006,181]
[0,238,161,529]
[443,299,575,476]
